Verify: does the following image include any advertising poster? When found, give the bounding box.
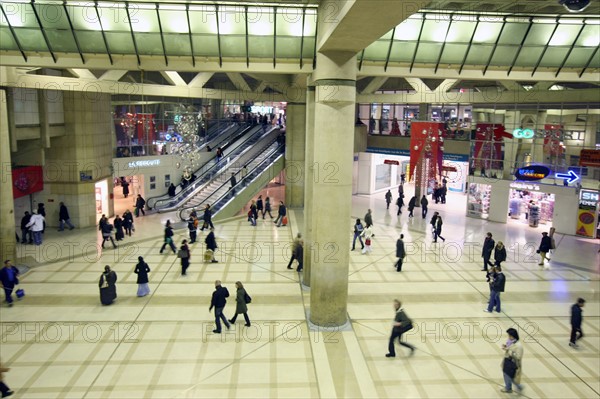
[576,190,599,238]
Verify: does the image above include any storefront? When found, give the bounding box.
[576,189,600,238]
[358,148,469,195]
[466,177,579,235]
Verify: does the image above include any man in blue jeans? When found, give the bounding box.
[485,266,506,313]
[0,260,20,308]
[209,280,230,333]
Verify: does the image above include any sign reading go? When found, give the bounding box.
[512,128,535,139]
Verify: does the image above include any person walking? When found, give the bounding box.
[100,219,117,249]
[20,211,32,244]
[361,224,374,254]
[167,183,176,197]
[398,183,404,198]
[386,299,416,358]
[249,200,258,226]
[263,197,273,219]
[37,203,46,233]
[481,232,495,271]
[408,196,416,218]
[430,212,439,237]
[209,280,230,333]
[569,298,585,349]
[187,216,197,243]
[396,195,404,216]
[26,210,44,245]
[395,234,406,272]
[121,178,130,198]
[275,201,287,227]
[420,195,428,219]
[0,261,20,308]
[229,281,251,327]
[351,219,365,251]
[122,210,134,236]
[0,359,13,397]
[99,265,117,305]
[500,328,524,394]
[287,233,303,270]
[135,194,146,217]
[295,238,304,272]
[205,228,219,263]
[241,165,248,186]
[229,173,237,196]
[178,240,191,275]
[433,214,445,243]
[134,256,151,297]
[494,241,507,268]
[201,204,215,231]
[256,195,264,218]
[385,190,392,209]
[58,202,75,231]
[364,209,374,229]
[113,215,124,241]
[485,265,505,313]
[537,232,552,269]
[160,220,176,254]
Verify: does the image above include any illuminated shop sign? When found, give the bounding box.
[579,190,599,208]
[512,128,573,140]
[510,182,540,191]
[128,159,161,168]
[514,165,551,181]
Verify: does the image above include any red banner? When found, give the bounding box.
[12,166,44,199]
[473,123,511,170]
[409,122,444,182]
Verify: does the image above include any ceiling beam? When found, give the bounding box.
[361,77,388,94]
[160,71,187,87]
[499,81,525,91]
[188,72,214,88]
[99,70,128,81]
[67,69,97,80]
[357,88,600,104]
[226,73,252,92]
[0,67,301,103]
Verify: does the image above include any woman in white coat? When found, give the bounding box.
[361,225,374,254]
[501,327,524,394]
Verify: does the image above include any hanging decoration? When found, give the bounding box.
[171,107,203,177]
[473,123,512,172]
[410,122,445,195]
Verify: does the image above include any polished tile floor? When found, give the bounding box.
[3,186,599,398]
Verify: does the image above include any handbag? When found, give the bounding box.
[365,238,371,246]
[177,249,188,259]
[503,356,518,378]
[16,288,25,299]
[244,291,252,304]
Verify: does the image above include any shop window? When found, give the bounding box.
[467,183,491,219]
[375,164,392,191]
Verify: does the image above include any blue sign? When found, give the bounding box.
[514,165,551,181]
[556,170,579,184]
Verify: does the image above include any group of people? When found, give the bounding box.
[209,280,252,333]
[98,210,135,249]
[18,202,76,246]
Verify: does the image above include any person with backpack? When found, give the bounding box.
[386,299,416,357]
[351,219,365,251]
[229,281,251,327]
[159,220,176,254]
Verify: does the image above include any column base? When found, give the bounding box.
[305,310,353,331]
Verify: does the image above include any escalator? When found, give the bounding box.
[152,126,280,212]
[178,142,285,222]
[147,123,258,209]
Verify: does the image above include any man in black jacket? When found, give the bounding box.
[201,204,215,231]
[395,234,406,272]
[209,280,230,333]
[58,202,75,231]
[275,201,287,227]
[386,299,415,357]
[420,195,428,219]
[20,211,32,244]
[569,298,585,349]
[485,266,505,313]
[481,232,495,271]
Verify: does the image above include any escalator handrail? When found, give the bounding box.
[178,142,284,221]
[152,126,277,211]
[147,124,253,209]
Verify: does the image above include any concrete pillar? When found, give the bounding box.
[531,111,547,164]
[0,89,17,263]
[302,86,315,287]
[285,103,306,208]
[418,103,429,120]
[308,52,357,327]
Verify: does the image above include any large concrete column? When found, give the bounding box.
[308,52,357,327]
[0,89,16,263]
[285,103,306,208]
[302,86,315,287]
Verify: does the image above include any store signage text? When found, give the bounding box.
[512,128,573,140]
[514,165,551,181]
[384,160,400,165]
[128,159,161,168]
[510,182,540,191]
[579,190,599,207]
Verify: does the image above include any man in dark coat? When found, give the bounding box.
[135,195,146,216]
[121,178,130,198]
[538,232,552,267]
[209,280,230,333]
[0,260,20,307]
[395,234,406,272]
[230,173,237,196]
[275,201,287,227]
[205,228,218,263]
[569,298,585,349]
[58,202,75,231]
[168,183,176,197]
[201,204,215,230]
[485,266,505,313]
[386,299,415,357]
[420,195,428,219]
[481,232,495,271]
[385,190,392,209]
[20,211,32,244]
[407,196,416,218]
